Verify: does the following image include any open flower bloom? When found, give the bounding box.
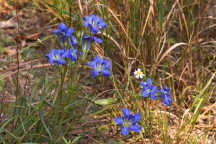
[160,85,172,106]
[52,23,67,37]
[134,68,144,79]
[88,56,111,78]
[114,108,141,136]
[52,23,75,44]
[83,14,107,34]
[65,48,78,62]
[141,78,158,100]
[46,49,67,65]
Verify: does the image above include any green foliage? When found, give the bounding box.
[1,0,215,143]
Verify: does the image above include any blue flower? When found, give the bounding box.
[114,108,142,136]
[52,23,67,36]
[65,48,78,62]
[70,36,78,46]
[82,35,102,52]
[46,49,67,65]
[52,23,75,44]
[83,14,107,34]
[65,27,74,37]
[88,56,111,78]
[160,85,172,106]
[82,35,94,52]
[141,78,158,100]
[91,35,102,43]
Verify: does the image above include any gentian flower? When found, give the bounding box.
[114,108,141,136]
[46,49,67,65]
[88,56,111,78]
[70,36,78,46]
[52,23,75,44]
[83,14,107,34]
[91,35,102,44]
[82,35,94,53]
[134,68,145,79]
[82,35,102,51]
[65,48,78,62]
[65,27,74,37]
[160,85,172,106]
[141,78,158,100]
[52,23,67,37]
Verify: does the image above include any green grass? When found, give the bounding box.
[0,0,215,143]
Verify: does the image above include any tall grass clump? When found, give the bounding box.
[0,0,215,143]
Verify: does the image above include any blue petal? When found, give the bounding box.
[70,36,78,46]
[130,124,141,132]
[142,90,149,97]
[105,60,111,68]
[128,114,135,121]
[63,49,70,58]
[92,69,99,78]
[94,37,102,43]
[65,27,74,36]
[90,14,96,18]
[134,113,141,123]
[83,16,89,24]
[100,21,107,29]
[114,117,123,125]
[160,88,165,93]
[82,35,93,51]
[70,55,77,61]
[123,108,131,116]
[90,25,99,34]
[151,95,156,100]
[61,35,66,44]
[59,23,67,30]
[152,85,157,92]
[151,86,158,100]
[163,96,172,106]
[57,59,66,65]
[83,21,88,26]
[163,99,170,106]
[52,29,59,34]
[147,78,152,87]
[45,53,50,57]
[121,127,129,135]
[88,61,96,66]
[49,58,54,64]
[141,81,147,87]
[102,69,111,76]
[163,85,168,90]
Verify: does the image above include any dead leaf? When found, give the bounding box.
[0,19,17,29]
[24,32,42,41]
[5,46,16,56]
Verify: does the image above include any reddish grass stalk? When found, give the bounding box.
[14,0,21,126]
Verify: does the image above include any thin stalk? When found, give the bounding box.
[55,62,78,141]
[163,110,168,144]
[53,63,68,143]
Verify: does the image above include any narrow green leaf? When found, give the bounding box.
[159,0,163,32]
[94,98,115,105]
[71,136,82,144]
[0,117,14,134]
[40,112,53,141]
[22,142,38,144]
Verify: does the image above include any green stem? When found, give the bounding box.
[55,62,79,142]
[53,64,68,143]
[53,64,68,104]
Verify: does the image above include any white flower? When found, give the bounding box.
[134,68,144,79]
